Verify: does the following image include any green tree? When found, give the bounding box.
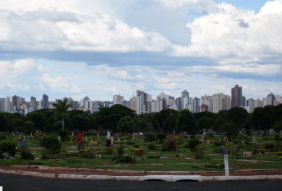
[26,112,47,131]
[117,116,135,136]
[197,117,213,131]
[153,109,179,133]
[214,117,227,132]
[52,99,72,130]
[0,113,8,132]
[226,107,248,127]
[7,113,24,133]
[133,116,147,132]
[71,114,90,131]
[24,121,36,135]
[252,106,275,135]
[176,109,197,134]
[273,121,282,134]
[222,122,239,140]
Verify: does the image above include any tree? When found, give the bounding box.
[176,109,197,134]
[133,116,147,132]
[194,111,215,121]
[252,106,275,135]
[197,117,213,131]
[0,113,8,132]
[24,121,36,135]
[52,99,72,130]
[95,105,136,132]
[214,117,227,132]
[273,121,282,134]
[26,112,47,131]
[222,122,239,140]
[71,114,90,131]
[141,113,155,132]
[7,113,24,133]
[117,116,135,135]
[226,107,248,127]
[153,109,179,133]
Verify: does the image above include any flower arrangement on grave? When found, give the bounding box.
[167,138,177,152]
[259,149,265,154]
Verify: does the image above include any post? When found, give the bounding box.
[24,136,25,141]
[13,132,14,136]
[72,132,74,137]
[253,135,255,141]
[58,136,61,141]
[31,132,32,136]
[224,154,229,176]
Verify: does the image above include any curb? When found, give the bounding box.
[1,169,282,182]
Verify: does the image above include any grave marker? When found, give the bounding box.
[222,148,230,176]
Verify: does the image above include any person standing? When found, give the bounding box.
[77,130,82,150]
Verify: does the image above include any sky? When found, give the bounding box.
[0,0,282,102]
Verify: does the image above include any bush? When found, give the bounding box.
[104,147,115,155]
[246,130,252,136]
[144,133,157,142]
[264,142,275,150]
[167,138,177,152]
[40,136,62,154]
[157,133,167,142]
[42,151,52,159]
[125,140,135,145]
[80,149,96,158]
[0,141,17,158]
[120,155,136,163]
[214,147,222,153]
[129,148,146,153]
[0,134,7,141]
[188,138,201,152]
[134,151,144,156]
[58,130,71,142]
[277,152,282,156]
[133,145,139,148]
[195,144,205,159]
[161,141,168,151]
[262,137,268,141]
[147,143,157,150]
[214,141,222,147]
[231,146,241,156]
[20,146,35,160]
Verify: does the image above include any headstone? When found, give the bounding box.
[24,136,25,141]
[97,133,99,138]
[118,137,120,142]
[86,137,88,143]
[110,138,113,146]
[13,132,14,136]
[31,132,32,136]
[224,154,229,176]
[132,134,134,139]
[72,132,74,137]
[253,135,255,141]
[58,136,61,141]
[106,132,110,140]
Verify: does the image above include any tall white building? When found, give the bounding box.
[0,98,4,112]
[246,98,255,113]
[113,95,124,105]
[4,97,10,112]
[212,93,230,113]
[275,95,282,106]
[254,99,263,108]
[181,90,189,110]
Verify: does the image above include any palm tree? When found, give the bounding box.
[52,99,72,130]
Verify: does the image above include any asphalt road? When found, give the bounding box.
[1,174,282,191]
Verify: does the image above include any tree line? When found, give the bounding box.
[0,101,282,136]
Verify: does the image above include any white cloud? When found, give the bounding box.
[41,73,81,93]
[171,0,282,64]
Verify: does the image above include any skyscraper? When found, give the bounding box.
[30,96,38,111]
[231,84,245,108]
[12,95,20,110]
[42,94,49,109]
[193,97,200,113]
[181,90,189,110]
[0,98,4,112]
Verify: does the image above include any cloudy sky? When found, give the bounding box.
[0,0,282,102]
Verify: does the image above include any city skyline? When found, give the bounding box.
[0,0,282,101]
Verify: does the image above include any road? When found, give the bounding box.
[1,174,282,191]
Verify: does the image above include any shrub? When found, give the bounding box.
[58,130,71,142]
[246,130,252,136]
[214,147,222,153]
[167,138,177,152]
[79,149,90,155]
[0,134,7,141]
[161,141,168,151]
[120,155,136,163]
[80,149,96,158]
[262,137,268,141]
[41,151,52,159]
[129,148,146,153]
[0,141,17,158]
[264,142,275,150]
[147,155,160,158]
[104,147,115,155]
[125,140,135,145]
[195,144,205,159]
[20,146,35,160]
[231,146,241,156]
[214,141,222,147]
[277,152,282,156]
[133,145,139,148]
[204,140,214,144]
[188,138,201,152]
[113,146,125,162]
[274,135,282,141]
[147,143,157,150]
[134,151,144,156]
[40,136,62,154]
[259,149,265,154]
[157,133,167,142]
[233,139,240,144]
[144,133,157,142]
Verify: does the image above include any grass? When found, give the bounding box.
[0,134,282,172]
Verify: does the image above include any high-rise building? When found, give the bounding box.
[113,95,124,105]
[231,84,245,108]
[275,95,282,106]
[246,98,255,113]
[213,93,230,113]
[181,90,189,110]
[0,98,4,112]
[12,95,20,110]
[263,92,275,106]
[200,95,213,112]
[30,96,38,111]
[4,97,10,112]
[42,94,49,109]
[81,96,90,109]
[193,97,200,113]
[254,99,263,108]
[176,97,182,112]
